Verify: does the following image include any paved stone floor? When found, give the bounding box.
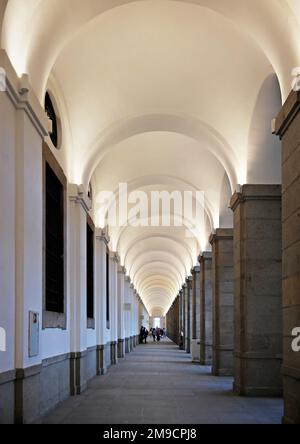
[42,340,283,424]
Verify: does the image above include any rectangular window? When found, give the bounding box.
[106,249,110,327]
[45,163,64,314]
[86,221,94,320]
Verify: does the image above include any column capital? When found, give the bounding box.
[209,228,233,245]
[125,276,131,283]
[230,185,281,212]
[191,266,200,274]
[274,89,300,139]
[0,49,49,138]
[118,265,127,275]
[95,227,110,245]
[110,251,120,263]
[198,252,212,263]
[69,184,92,213]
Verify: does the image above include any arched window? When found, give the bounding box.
[45,91,59,148]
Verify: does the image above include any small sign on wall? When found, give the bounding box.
[28,311,39,357]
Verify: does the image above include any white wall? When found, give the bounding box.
[0,93,15,373]
[15,110,43,369]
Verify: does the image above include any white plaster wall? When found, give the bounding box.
[0,93,15,373]
[69,195,87,353]
[87,328,96,348]
[15,111,43,369]
[95,235,109,347]
[42,330,70,360]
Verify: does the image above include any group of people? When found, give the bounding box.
[139,326,167,344]
[150,327,167,342]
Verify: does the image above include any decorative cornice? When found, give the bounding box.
[230,185,281,212]
[274,89,300,139]
[198,252,212,262]
[209,228,233,245]
[0,49,49,138]
[95,227,110,245]
[69,184,92,214]
[118,265,126,275]
[110,251,120,264]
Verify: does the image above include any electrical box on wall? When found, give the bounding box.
[28,311,39,357]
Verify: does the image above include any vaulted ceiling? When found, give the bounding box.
[2,0,299,315]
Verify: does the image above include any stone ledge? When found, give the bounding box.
[42,353,71,368]
[16,364,42,380]
[0,369,16,385]
[234,352,283,360]
[70,350,88,359]
[275,89,300,139]
[209,229,233,245]
[230,185,282,212]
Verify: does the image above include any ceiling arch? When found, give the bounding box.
[2,0,299,100]
[2,0,296,315]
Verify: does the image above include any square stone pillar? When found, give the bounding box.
[117,266,126,359]
[275,90,300,424]
[179,290,184,349]
[199,253,213,366]
[191,267,201,363]
[183,283,189,352]
[95,228,110,375]
[123,276,131,352]
[186,277,193,354]
[210,229,234,376]
[69,185,91,395]
[109,252,119,366]
[230,185,282,397]
[182,285,187,350]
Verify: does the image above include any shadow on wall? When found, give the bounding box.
[247,73,282,184]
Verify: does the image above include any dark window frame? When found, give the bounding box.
[106,248,110,329]
[42,142,67,330]
[87,215,95,329]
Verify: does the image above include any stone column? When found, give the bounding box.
[129,284,135,351]
[109,252,119,366]
[69,185,91,395]
[95,229,110,375]
[275,90,300,424]
[199,253,213,366]
[182,284,188,352]
[166,296,180,344]
[179,290,184,349]
[117,266,126,358]
[191,267,201,363]
[210,229,234,376]
[230,185,282,397]
[183,277,193,353]
[124,276,131,353]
